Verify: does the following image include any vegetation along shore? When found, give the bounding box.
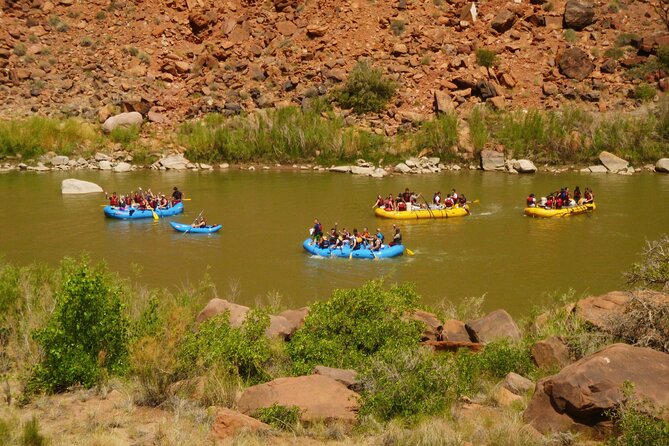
[0,235,667,445]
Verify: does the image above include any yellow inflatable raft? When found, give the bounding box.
[374,206,470,219]
[524,203,596,218]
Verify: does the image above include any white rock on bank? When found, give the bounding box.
[351,166,374,176]
[102,112,143,133]
[98,160,112,170]
[395,162,412,174]
[656,158,669,173]
[113,162,132,172]
[371,167,389,178]
[51,155,69,166]
[480,149,506,171]
[329,165,352,173]
[513,159,537,173]
[156,154,189,170]
[588,165,608,173]
[599,151,629,173]
[61,178,103,195]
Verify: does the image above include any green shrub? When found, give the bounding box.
[625,235,669,291]
[0,117,98,159]
[390,20,406,36]
[634,83,656,102]
[615,33,640,48]
[413,114,459,159]
[254,404,301,430]
[607,383,669,446]
[95,11,106,20]
[605,47,625,60]
[177,309,272,385]
[13,43,27,57]
[467,107,488,151]
[80,37,93,47]
[564,28,578,43]
[0,418,10,444]
[334,61,396,114]
[658,45,669,69]
[359,346,453,421]
[287,281,422,375]
[138,51,150,65]
[48,15,69,32]
[21,416,47,446]
[475,48,497,69]
[108,125,140,146]
[27,259,130,394]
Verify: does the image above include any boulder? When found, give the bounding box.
[513,159,537,173]
[157,154,190,170]
[102,111,143,133]
[313,366,359,390]
[531,336,571,369]
[491,9,516,33]
[599,151,629,173]
[466,309,521,343]
[196,298,250,327]
[524,344,669,436]
[61,179,103,195]
[371,168,389,178]
[433,90,455,114]
[411,309,442,341]
[557,48,595,81]
[351,166,374,176]
[588,165,608,173]
[329,166,352,173]
[395,162,412,173]
[502,372,534,395]
[98,160,112,170]
[237,375,360,423]
[266,315,294,340]
[94,152,111,161]
[460,2,477,22]
[112,162,132,173]
[442,319,472,342]
[51,155,69,166]
[277,307,309,333]
[575,290,669,330]
[564,0,594,31]
[480,149,506,171]
[493,386,523,407]
[211,408,271,440]
[657,158,669,173]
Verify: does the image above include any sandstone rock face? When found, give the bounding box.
[502,372,534,394]
[196,298,250,326]
[599,151,629,173]
[558,48,594,81]
[531,336,571,369]
[480,149,505,171]
[211,408,271,440]
[575,290,669,329]
[564,0,594,30]
[277,307,309,333]
[524,344,669,436]
[656,158,669,172]
[238,375,360,423]
[313,366,359,390]
[443,319,472,342]
[491,9,516,33]
[102,112,143,133]
[466,309,521,343]
[513,159,537,173]
[61,178,103,194]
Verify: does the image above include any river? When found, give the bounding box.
[2,169,668,316]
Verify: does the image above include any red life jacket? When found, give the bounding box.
[110,195,119,206]
[526,197,535,206]
[398,201,407,211]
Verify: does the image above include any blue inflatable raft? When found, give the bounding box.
[170,221,222,234]
[302,238,404,259]
[104,202,184,219]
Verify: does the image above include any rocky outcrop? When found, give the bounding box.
[211,408,272,440]
[558,48,595,81]
[101,112,143,133]
[61,179,103,195]
[575,290,669,330]
[112,162,132,173]
[656,158,669,172]
[599,151,629,173]
[564,0,595,30]
[524,344,669,436]
[442,319,473,342]
[237,375,360,423]
[531,336,571,369]
[466,309,521,343]
[313,366,359,390]
[480,150,505,171]
[502,372,534,394]
[277,307,309,333]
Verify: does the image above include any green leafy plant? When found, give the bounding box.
[26,259,130,394]
[334,61,396,114]
[605,47,625,60]
[607,382,669,446]
[390,19,406,36]
[254,404,301,430]
[13,43,27,57]
[413,113,459,159]
[475,48,497,69]
[625,235,669,291]
[80,37,93,47]
[287,280,422,375]
[564,28,578,43]
[108,125,140,146]
[634,83,657,102]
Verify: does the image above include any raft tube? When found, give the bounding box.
[524,202,596,218]
[104,202,184,219]
[170,221,222,234]
[302,238,404,259]
[374,205,469,219]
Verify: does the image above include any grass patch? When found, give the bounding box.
[333,61,396,114]
[476,48,497,69]
[390,20,406,36]
[108,125,140,146]
[254,404,301,431]
[413,113,458,160]
[633,83,656,102]
[0,117,98,159]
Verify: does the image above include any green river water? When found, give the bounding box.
[2,170,668,316]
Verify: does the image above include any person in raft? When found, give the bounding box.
[192,216,207,228]
[171,186,184,204]
[372,194,384,209]
[526,193,537,207]
[389,224,402,246]
[105,191,120,207]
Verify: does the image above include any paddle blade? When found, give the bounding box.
[472,199,480,204]
[152,211,159,220]
[405,248,414,256]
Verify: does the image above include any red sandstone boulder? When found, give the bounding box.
[313,366,359,390]
[531,336,572,369]
[196,298,249,326]
[557,47,594,81]
[524,344,669,436]
[238,375,360,423]
[466,309,521,343]
[443,319,472,342]
[575,290,669,330]
[277,307,309,335]
[211,407,272,440]
[411,309,442,341]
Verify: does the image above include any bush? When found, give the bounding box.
[26,259,130,394]
[607,383,669,446]
[334,61,396,114]
[658,45,669,68]
[287,281,422,375]
[564,28,578,43]
[467,107,489,151]
[21,416,47,446]
[108,125,140,146]
[390,20,406,36]
[413,114,459,159]
[254,404,301,430]
[475,48,497,69]
[625,235,669,291]
[13,43,26,57]
[177,309,272,385]
[634,83,657,102]
[359,346,452,421]
[605,295,669,353]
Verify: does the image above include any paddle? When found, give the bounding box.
[405,246,414,256]
[184,210,204,236]
[422,196,436,219]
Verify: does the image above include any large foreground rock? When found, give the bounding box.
[655,158,669,172]
[558,48,595,81]
[211,408,272,440]
[238,375,359,423]
[102,111,143,133]
[524,344,669,436]
[61,179,103,195]
[480,150,505,171]
[466,309,521,343]
[599,151,629,173]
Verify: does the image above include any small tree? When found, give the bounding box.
[334,61,396,114]
[27,259,130,393]
[625,234,669,291]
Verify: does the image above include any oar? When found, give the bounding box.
[184,210,204,236]
[422,196,436,219]
[405,246,414,256]
[148,205,159,221]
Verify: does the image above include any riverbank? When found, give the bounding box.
[0,236,667,445]
[1,105,669,176]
